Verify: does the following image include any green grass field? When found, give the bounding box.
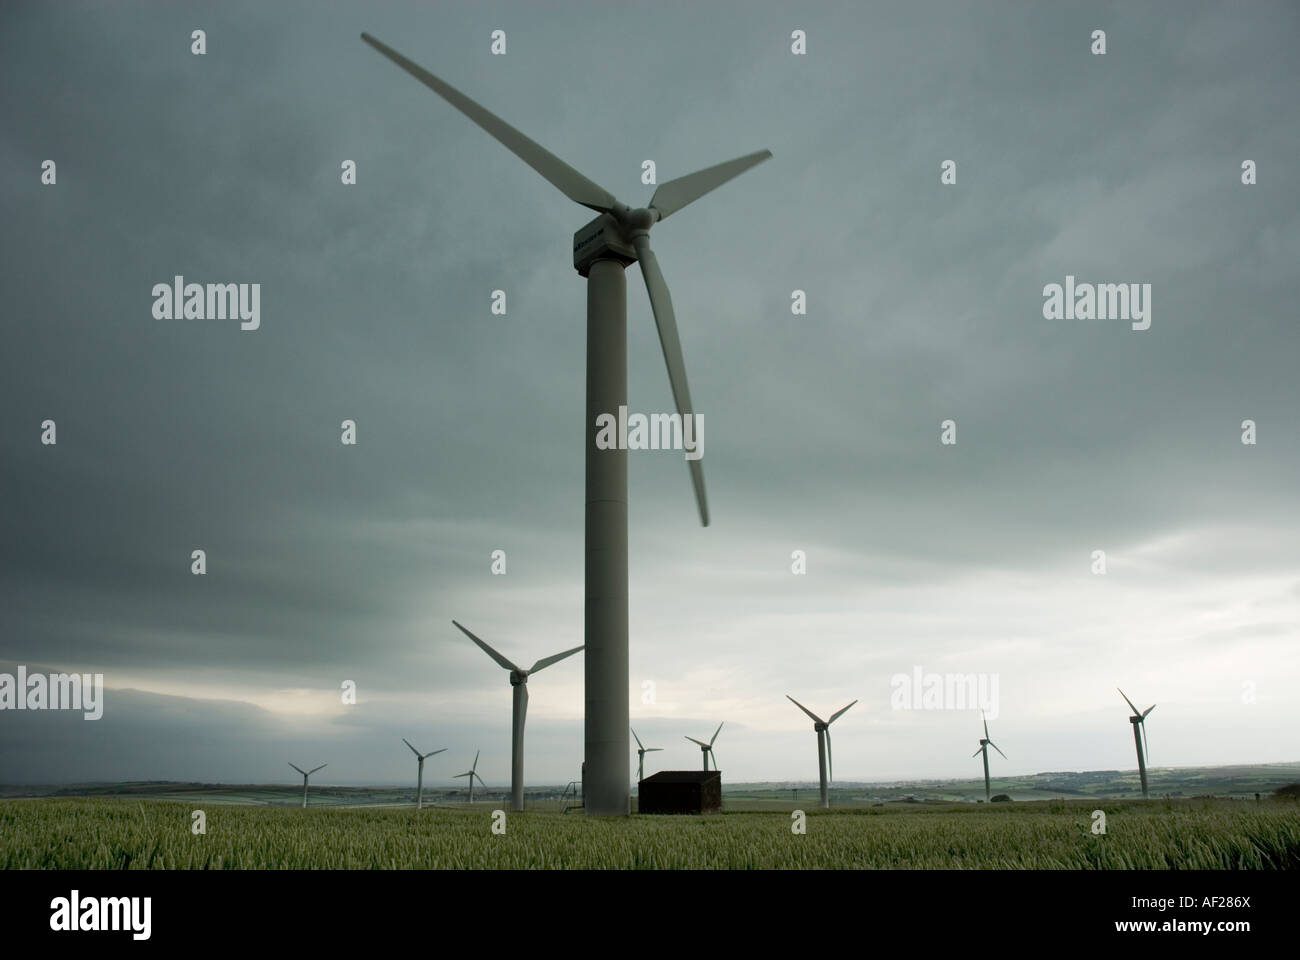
[3,797,1298,869]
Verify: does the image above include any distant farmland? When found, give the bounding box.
[3,796,1297,869]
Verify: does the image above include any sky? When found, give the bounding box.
[1,0,1297,788]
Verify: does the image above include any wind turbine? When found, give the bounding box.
[1118,689,1156,798]
[288,762,326,809]
[453,620,583,812]
[363,34,771,816]
[453,750,487,804]
[685,722,724,772]
[786,695,857,809]
[971,711,1006,802]
[402,739,446,810]
[631,727,662,783]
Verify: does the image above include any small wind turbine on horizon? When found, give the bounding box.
[363,33,771,816]
[453,750,487,804]
[288,762,326,809]
[631,727,662,783]
[685,722,723,772]
[402,739,446,810]
[971,711,1006,802]
[453,619,583,812]
[1119,688,1156,798]
[786,695,857,809]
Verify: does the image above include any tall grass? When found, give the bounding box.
[2,798,1296,870]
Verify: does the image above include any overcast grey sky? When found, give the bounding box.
[2,0,1297,788]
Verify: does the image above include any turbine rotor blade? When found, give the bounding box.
[473,750,480,772]
[1142,704,1156,719]
[630,235,709,527]
[972,746,984,758]
[453,620,522,673]
[685,737,707,747]
[288,763,305,776]
[403,738,421,757]
[1118,688,1141,716]
[309,764,327,775]
[1142,723,1150,766]
[989,741,1007,760]
[646,748,663,753]
[529,644,585,674]
[649,149,772,220]
[710,721,724,746]
[826,727,833,784]
[983,711,989,740]
[425,748,448,758]
[786,694,825,725]
[360,34,618,213]
[631,727,644,750]
[828,700,858,725]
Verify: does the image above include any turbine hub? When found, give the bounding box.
[510,670,527,686]
[622,207,657,233]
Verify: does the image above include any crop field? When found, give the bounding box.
[3,797,1298,870]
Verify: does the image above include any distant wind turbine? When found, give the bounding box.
[631,727,662,783]
[685,722,723,772]
[453,750,487,804]
[402,739,446,810]
[971,711,1006,802]
[453,620,583,812]
[786,695,857,809]
[1118,689,1156,798]
[288,762,326,809]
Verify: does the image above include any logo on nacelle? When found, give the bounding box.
[574,227,605,252]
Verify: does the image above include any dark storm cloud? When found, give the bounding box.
[1,0,1297,784]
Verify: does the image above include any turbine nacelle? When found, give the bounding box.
[573,213,637,277]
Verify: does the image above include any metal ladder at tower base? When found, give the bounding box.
[561,779,583,813]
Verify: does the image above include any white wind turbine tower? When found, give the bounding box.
[786,695,857,809]
[402,739,446,810]
[453,620,583,812]
[363,34,771,816]
[1118,688,1156,798]
[631,727,662,783]
[971,711,1006,802]
[453,750,487,804]
[685,722,724,772]
[288,762,326,809]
